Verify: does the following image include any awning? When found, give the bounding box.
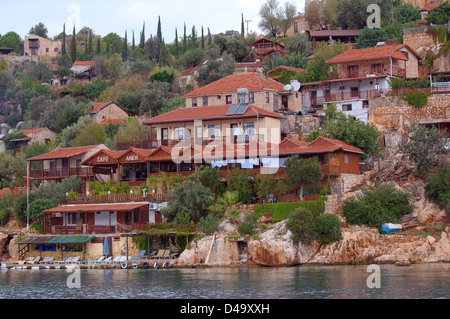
[46,236,95,244]
[16,236,95,245]
[43,203,149,214]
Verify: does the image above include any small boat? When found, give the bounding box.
[381,223,402,234]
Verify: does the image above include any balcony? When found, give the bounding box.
[29,167,89,179]
[61,193,166,205]
[310,89,381,106]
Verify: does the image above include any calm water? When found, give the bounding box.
[0,263,449,299]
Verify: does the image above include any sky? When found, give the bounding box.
[1,0,306,43]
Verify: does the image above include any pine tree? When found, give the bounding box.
[122,30,128,62]
[140,22,145,50]
[157,16,162,44]
[61,24,66,56]
[70,25,77,63]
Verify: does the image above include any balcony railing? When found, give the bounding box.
[62,193,166,205]
[310,89,381,106]
[46,223,148,235]
[29,167,89,179]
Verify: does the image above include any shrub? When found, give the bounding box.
[238,213,259,235]
[254,197,327,222]
[343,184,413,230]
[425,163,450,213]
[400,91,430,108]
[286,207,317,244]
[313,214,342,244]
[0,194,13,226]
[30,222,44,234]
[208,203,226,218]
[227,169,253,204]
[198,214,221,235]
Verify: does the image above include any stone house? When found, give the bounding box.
[23,35,62,61]
[184,72,302,114]
[70,61,96,80]
[279,15,310,38]
[90,101,131,126]
[11,127,56,150]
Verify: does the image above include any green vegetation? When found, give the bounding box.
[286,207,341,245]
[400,91,431,108]
[343,183,413,230]
[425,163,450,213]
[254,196,327,222]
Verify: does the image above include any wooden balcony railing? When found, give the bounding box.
[310,89,381,106]
[30,167,89,179]
[62,193,166,205]
[46,223,149,235]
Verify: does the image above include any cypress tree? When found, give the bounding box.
[241,13,245,37]
[191,25,197,48]
[140,22,145,50]
[61,24,66,56]
[88,30,93,56]
[157,16,162,44]
[70,25,77,62]
[96,37,101,55]
[183,23,187,52]
[122,30,128,61]
[159,39,169,67]
[174,28,179,58]
[207,27,212,45]
[201,26,205,49]
[132,30,135,50]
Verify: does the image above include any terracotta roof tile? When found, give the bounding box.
[185,73,285,97]
[73,61,95,67]
[19,127,49,135]
[326,44,421,64]
[142,104,285,125]
[27,145,102,161]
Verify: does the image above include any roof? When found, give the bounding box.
[185,72,285,97]
[80,148,124,165]
[308,29,361,38]
[267,65,306,75]
[252,38,285,47]
[420,2,440,11]
[43,203,149,213]
[0,187,25,198]
[142,104,285,125]
[16,236,95,245]
[91,101,129,115]
[326,44,421,65]
[73,61,95,67]
[27,145,102,161]
[19,127,46,135]
[309,136,365,154]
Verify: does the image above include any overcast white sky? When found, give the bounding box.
[1,0,306,42]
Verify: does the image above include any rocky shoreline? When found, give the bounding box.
[174,220,450,268]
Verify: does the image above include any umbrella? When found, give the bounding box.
[102,237,110,256]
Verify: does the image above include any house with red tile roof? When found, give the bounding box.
[10,127,56,150]
[300,43,422,123]
[142,104,285,147]
[27,144,107,192]
[184,72,302,113]
[90,101,131,126]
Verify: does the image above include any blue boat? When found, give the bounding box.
[381,223,403,234]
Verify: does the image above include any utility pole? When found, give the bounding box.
[245,20,252,36]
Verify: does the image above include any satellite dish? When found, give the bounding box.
[290,80,301,91]
[283,84,292,92]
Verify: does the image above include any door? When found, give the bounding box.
[161,128,169,146]
[62,159,69,176]
[231,123,239,144]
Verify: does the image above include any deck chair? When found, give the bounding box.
[69,256,81,264]
[55,257,69,264]
[94,256,105,264]
[28,257,40,264]
[152,250,166,259]
[62,257,74,264]
[148,251,158,258]
[137,250,147,260]
[111,256,121,264]
[43,257,54,264]
[162,250,173,259]
[25,257,35,263]
[102,256,112,264]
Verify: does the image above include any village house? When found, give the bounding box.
[184,72,302,114]
[247,38,286,62]
[90,101,131,126]
[300,43,422,123]
[70,61,96,80]
[23,35,62,63]
[10,127,56,151]
[26,144,107,193]
[278,15,310,38]
[306,29,362,49]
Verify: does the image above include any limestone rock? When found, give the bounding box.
[427,236,436,245]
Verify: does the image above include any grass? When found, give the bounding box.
[254,196,327,223]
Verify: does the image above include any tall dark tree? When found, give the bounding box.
[174,28,180,58]
[183,23,187,51]
[88,31,93,56]
[241,13,245,37]
[132,30,135,50]
[157,16,162,44]
[191,25,198,48]
[70,26,77,63]
[207,28,212,45]
[61,24,67,56]
[96,37,101,55]
[139,22,145,50]
[201,26,205,49]
[122,31,128,62]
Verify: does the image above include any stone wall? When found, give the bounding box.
[282,113,321,138]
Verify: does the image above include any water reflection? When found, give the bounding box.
[1,264,449,299]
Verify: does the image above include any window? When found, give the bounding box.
[401,51,409,60]
[344,154,349,164]
[226,95,232,105]
[265,92,270,103]
[294,22,299,33]
[238,93,247,103]
[192,98,198,107]
[249,92,255,103]
[208,124,220,138]
[350,87,359,97]
[54,48,59,52]
[243,122,255,136]
[173,127,185,140]
[342,104,352,111]
[46,48,49,53]
[371,63,382,73]
[76,159,82,168]
[348,65,359,77]
[273,93,279,111]
[68,213,84,225]
[311,91,317,98]
[202,97,208,106]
